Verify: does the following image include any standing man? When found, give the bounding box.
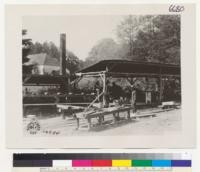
[131,85,137,113]
[94,80,101,102]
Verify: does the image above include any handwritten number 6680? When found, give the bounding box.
[169,4,185,12]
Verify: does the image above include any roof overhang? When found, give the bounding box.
[77,60,180,78]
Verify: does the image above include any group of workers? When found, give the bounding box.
[94,80,137,111]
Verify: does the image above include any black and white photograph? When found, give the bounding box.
[5,4,196,148]
[22,15,181,136]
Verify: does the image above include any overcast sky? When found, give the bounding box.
[23,16,124,60]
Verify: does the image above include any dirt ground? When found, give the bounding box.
[23,108,181,136]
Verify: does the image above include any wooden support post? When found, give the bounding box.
[98,116,104,125]
[127,110,130,119]
[113,112,118,123]
[126,77,137,112]
[102,73,108,107]
[131,87,136,112]
[159,75,163,103]
[87,118,92,130]
[75,118,79,130]
[97,89,100,102]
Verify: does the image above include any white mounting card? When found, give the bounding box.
[5,3,196,148]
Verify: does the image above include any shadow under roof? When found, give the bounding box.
[78,60,180,77]
[23,75,68,85]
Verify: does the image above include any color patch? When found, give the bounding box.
[13,160,52,167]
[112,160,132,167]
[132,160,152,167]
[171,160,191,167]
[152,160,171,167]
[72,160,92,167]
[53,160,72,167]
[92,160,112,167]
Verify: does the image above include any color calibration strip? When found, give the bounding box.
[14,159,191,167]
[56,160,191,167]
[13,153,191,168]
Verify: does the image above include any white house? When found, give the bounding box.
[24,53,64,75]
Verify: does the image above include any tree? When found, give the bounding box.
[117,15,154,57]
[29,42,43,54]
[135,15,180,63]
[85,38,121,67]
[150,15,180,64]
[49,42,60,60]
[29,41,60,60]
[22,29,33,74]
[66,50,84,74]
[116,15,180,64]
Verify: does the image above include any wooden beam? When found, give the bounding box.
[76,71,180,78]
[76,71,106,76]
[107,72,180,78]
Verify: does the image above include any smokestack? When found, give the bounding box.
[60,33,66,76]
